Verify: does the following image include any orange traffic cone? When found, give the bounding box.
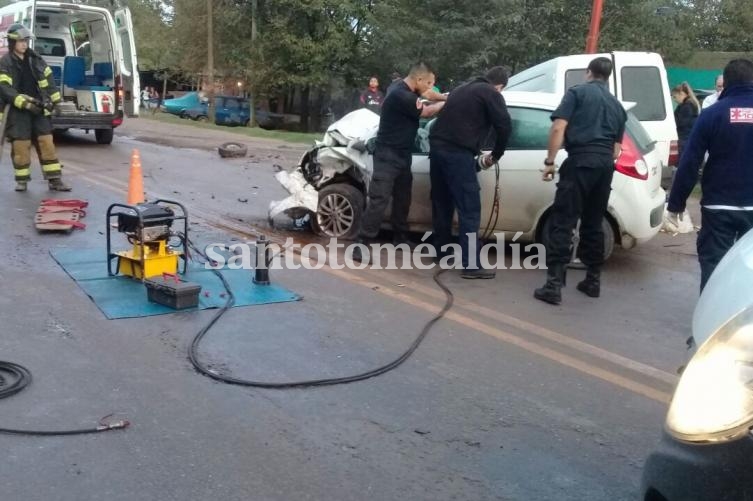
[127,149,145,205]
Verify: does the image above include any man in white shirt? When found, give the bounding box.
[701,75,724,110]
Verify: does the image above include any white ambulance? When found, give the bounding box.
[506,52,679,181]
[0,1,139,144]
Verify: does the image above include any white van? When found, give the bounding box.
[0,1,139,144]
[506,52,678,179]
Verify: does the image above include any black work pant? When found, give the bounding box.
[430,148,481,269]
[545,156,614,269]
[359,145,412,239]
[697,208,753,290]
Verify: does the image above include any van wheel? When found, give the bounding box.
[196,115,208,123]
[95,128,114,145]
[311,184,364,239]
[540,215,615,261]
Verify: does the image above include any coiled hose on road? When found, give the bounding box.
[186,238,455,388]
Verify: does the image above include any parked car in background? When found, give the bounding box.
[185,96,250,126]
[640,228,753,501]
[270,91,667,260]
[161,91,204,118]
[185,96,286,129]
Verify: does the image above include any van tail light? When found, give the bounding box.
[668,139,679,167]
[115,75,124,107]
[615,134,648,180]
[112,117,123,127]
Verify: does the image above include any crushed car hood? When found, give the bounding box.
[268,109,379,220]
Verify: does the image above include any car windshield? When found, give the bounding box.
[625,111,655,155]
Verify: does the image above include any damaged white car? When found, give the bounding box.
[269,92,667,259]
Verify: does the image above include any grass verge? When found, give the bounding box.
[143,112,321,144]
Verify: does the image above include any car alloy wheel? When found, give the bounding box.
[313,184,364,239]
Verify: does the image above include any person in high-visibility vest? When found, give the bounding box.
[0,23,70,192]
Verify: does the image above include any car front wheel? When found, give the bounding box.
[312,183,364,239]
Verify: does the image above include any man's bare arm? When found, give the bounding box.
[422,88,448,102]
[613,143,622,160]
[421,101,445,118]
[545,119,568,162]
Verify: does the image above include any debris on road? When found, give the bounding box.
[218,142,248,158]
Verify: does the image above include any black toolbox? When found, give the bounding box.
[144,276,201,310]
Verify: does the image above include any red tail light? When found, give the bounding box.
[668,139,679,167]
[112,117,123,127]
[115,75,124,107]
[615,134,648,180]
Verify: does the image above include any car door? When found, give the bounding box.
[489,106,564,235]
[408,122,433,226]
[223,97,242,125]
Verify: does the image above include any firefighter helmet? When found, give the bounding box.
[6,24,34,42]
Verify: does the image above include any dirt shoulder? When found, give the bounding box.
[117,115,311,160]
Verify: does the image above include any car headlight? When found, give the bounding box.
[666,307,753,443]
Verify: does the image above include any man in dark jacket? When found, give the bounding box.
[354,62,444,262]
[535,57,626,305]
[667,58,753,290]
[428,66,512,278]
[0,24,70,192]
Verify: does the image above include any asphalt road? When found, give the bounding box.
[0,118,702,501]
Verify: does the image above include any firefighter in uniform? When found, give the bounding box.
[534,57,626,305]
[0,24,70,192]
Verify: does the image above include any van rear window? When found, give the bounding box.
[621,66,667,121]
[36,37,66,57]
[564,69,587,90]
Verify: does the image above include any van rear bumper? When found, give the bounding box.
[52,111,123,130]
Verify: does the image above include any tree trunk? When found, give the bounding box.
[310,88,325,133]
[300,85,311,132]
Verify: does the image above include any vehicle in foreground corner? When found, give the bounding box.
[269,91,666,261]
[641,229,753,501]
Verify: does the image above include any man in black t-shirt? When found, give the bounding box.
[355,62,445,259]
[534,57,627,305]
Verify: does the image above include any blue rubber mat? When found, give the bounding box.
[50,248,300,319]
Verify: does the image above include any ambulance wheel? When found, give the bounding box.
[95,128,114,145]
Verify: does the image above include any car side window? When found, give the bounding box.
[225,98,240,110]
[482,107,551,150]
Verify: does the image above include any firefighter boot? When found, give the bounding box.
[48,178,72,191]
[577,267,601,298]
[534,263,567,305]
[15,181,27,192]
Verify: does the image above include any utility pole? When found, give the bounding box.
[585,0,604,54]
[248,0,258,127]
[207,0,215,123]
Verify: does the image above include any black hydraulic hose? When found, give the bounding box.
[0,361,129,436]
[186,238,454,389]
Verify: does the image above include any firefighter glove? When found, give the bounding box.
[15,94,43,114]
